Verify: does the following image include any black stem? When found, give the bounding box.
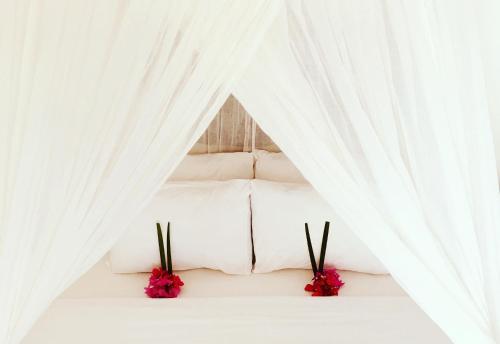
[318,221,330,273]
[156,223,166,271]
[166,222,172,275]
[305,223,318,275]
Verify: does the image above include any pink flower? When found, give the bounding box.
[305,268,344,296]
[145,268,184,298]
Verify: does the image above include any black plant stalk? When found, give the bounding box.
[318,221,330,273]
[156,223,167,271]
[305,223,318,275]
[166,222,172,275]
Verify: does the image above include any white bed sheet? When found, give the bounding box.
[23,258,451,343]
[59,256,405,298]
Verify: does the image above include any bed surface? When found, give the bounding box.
[23,258,451,343]
[59,256,406,298]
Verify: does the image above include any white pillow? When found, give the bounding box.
[253,150,307,183]
[110,180,252,274]
[168,152,254,181]
[251,180,387,274]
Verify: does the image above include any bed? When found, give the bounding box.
[23,153,452,343]
[23,258,451,344]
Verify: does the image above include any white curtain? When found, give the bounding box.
[474,0,500,186]
[235,1,500,343]
[0,1,280,342]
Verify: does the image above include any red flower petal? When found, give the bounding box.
[145,270,183,298]
[305,268,344,297]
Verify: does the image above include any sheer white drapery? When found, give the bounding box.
[1,1,499,343]
[0,1,280,342]
[475,0,500,185]
[235,1,500,343]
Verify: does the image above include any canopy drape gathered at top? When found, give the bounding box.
[1,1,499,344]
[235,1,500,343]
[0,1,281,342]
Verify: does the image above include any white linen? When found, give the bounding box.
[254,150,307,183]
[24,297,451,344]
[23,258,449,344]
[0,1,281,342]
[110,180,253,274]
[251,180,387,274]
[168,152,254,181]
[60,257,403,298]
[234,1,500,343]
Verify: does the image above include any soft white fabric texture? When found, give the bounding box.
[475,0,500,185]
[2,1,499,344]
[254,150,307,183]
[168,152,254,181]
[110,180,252,274]
[251,180,387,274]
[0,1,281,343]
[62,257,405,299]
[24,260,449,344]
[25,298,450,344]
[234,1,500,343]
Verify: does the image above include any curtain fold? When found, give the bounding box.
[234,1,500,343]
[0,1,281,342]
[474,0,500,186]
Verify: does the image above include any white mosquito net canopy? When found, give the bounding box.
[0,1,499,343]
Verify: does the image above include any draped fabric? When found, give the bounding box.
[475,0,500,186]
[235,1,500,343]
[190,95,279,154]
[0,1,280,342]
[1,1,499,344]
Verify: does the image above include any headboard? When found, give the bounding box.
[189,95,280,154]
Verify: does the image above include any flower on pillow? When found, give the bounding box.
[305,268,344,296]
[145,267,184,298]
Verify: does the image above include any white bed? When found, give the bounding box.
[23,258,451,343]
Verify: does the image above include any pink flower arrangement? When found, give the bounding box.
[145,267,184,298]
[145,223,183,298]
[305,268,344,296]
[304,222,344,296]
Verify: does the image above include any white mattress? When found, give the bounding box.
[23,258,451,343]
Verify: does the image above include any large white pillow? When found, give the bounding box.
[253,150,307,183]
[110,180,252,274]
[251,180,387,274]
[168,152,254,181]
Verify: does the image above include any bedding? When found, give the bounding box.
[24,297,451,344]
[168,152,254,181]
[61,257,404,298]
[109,180,252,274]
[251,180,388,274]
[254,149,307,183]
[23,258,451,344]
